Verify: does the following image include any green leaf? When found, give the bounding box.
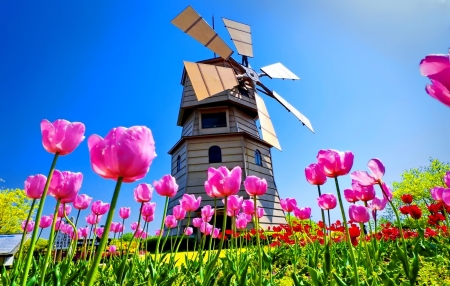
[25,276,37,286]
[332,272,347,286]
[290,273,303,286]
[306,266,322,286]
[409,252,420,285]
[1,265,11,286]
[238,260,250,286]
[379,272,396,286]
[324,243,331,277]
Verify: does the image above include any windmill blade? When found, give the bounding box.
[272,91,314,133]
[171,6,234,60]
[260,63,300,80]
[254,93,282,151]
[183,61,238,101]
[222,18,253,58]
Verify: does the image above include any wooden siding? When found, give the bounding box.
[167,142,188,215]
[181,112,195,137]
[233,107,259,137]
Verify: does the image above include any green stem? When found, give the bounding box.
[12,199,36,275]
[254,196,263,286]
[64,214,78,263]
[288,211,299,271]
[74,209,81,229]
[359,222,374,274]
[442,205,450,236]
[174,213,191,256]
[155,196,169,263]
[88,219,98,262]
[203,196,228,286]
[120,218,125,255]
[334,177,359,286]
[377,182,409,272]
[317,185,327,242]
[85,177,124,286]
[21,153,59,286]
[207,198,217,259]
[39,199,61,286]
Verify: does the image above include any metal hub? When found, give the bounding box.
[241,65,260,83]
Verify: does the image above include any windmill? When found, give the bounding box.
[166,6,314,235]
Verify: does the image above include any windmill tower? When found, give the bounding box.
[166,6,314,234]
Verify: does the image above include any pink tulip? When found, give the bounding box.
[78,227,89,238]
[317,194,337,210]
[280,198,297,213]
[442,189,450,207]
[136,229,147,239]
[88,126,156,183]
[119,207,131,219]
[430,187,445,202]
[48,170,83,202]
[24,174,47,199]
[204,166,242,197]
[91,200,110,215]
[131,222,139,231]
[155,229,164,236]
[73,194,92,210]
[294,207,311,220]
[352,180,375,202]
[55,218,64,231]
[257,207,264,219]
[445,171,450,188]
[141,202,156,217]
[184,227,193,236]
[134,184,153,203]
[95,227,104,238]
[110,222,120,233]
[316,149,354,178]
[57,204,72,218]
[244,175,267,196]
[242,199,255,215]
[173,205,186,220]
[21,220,35,232]
[192,218,202,227]
[165,215,178,229]
[62,224,74,236]
[349,204,370,223]
[380,182,393,201]
[304,163,327,185]
[116,224,124,232]
[40,119,85,155]
[153,175,178,198]
[236,213,249,229]
[143,215,154,222]
[200,223,213,235]
[419,50,450,107]
[201,205,214,222]
[180,194,202,212]
[344,189,358,203]
[109,245,117,253]
[369,196,387,211]
[39,215,52,229]
[351,159,385,186]
[212,228,220,238]
[86,214,101,225]
[225,195,243,217]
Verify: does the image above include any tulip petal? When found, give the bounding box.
[425,80,450,107]
[419,55,450,76]
[442,189,450,207]
[350,171,376,186]
[367,159,385,181]
[59,122,85,155]
[40,119,55,153]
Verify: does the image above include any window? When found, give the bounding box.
[209,146,222,163]
[255,149,262,166]
[201,112,227,129]
[176,155,181,172]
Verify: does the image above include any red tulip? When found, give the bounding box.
[88,126,156,183]
[24,174,47,199]
[399,206,410,215]
[316,149,354,178]
[401,194,413,204]
[153,175,178,198]
[419,50,450,107]
[305,163,327,185]
[40,119,85,156]
[409,205,422,219]
[244,175,267,196]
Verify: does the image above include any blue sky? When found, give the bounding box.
[1,0,449,238]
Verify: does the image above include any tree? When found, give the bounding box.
[382,158,450,225]
[0,188,37,234]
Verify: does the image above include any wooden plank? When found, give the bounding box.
[189,154,243,165]
[188,146,242,158]
[188,140,242,151]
